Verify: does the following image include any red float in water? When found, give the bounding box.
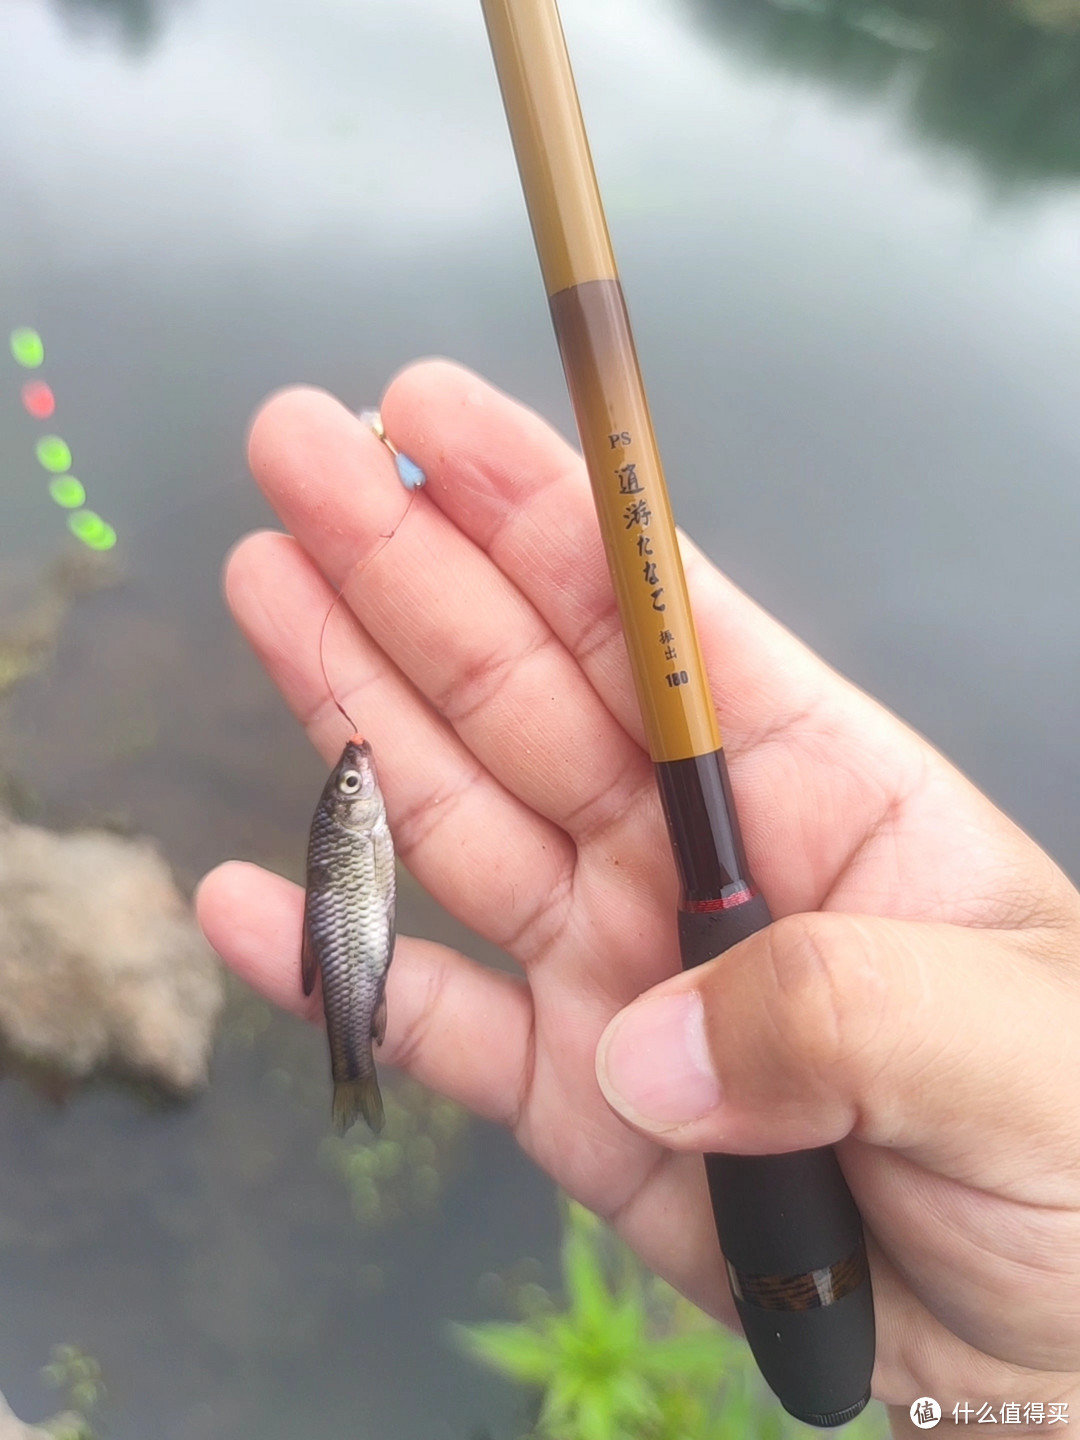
[21,381,55,419]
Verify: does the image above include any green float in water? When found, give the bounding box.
[48,476,86,509]
[36,435,72,473]
[67,510,117,551]
[10,327,44,368]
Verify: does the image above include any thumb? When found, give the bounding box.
[595,911,1080,1191]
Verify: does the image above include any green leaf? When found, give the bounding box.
[605,1294,645,1352]
[636,1329,731,1379]
[452,1322,556,1384]
[605,1371,656,1425]
[70,1380,101,1412]
[562,1206,616,1333]
[538,1371,577,1431]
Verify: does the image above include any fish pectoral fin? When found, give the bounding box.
[300,914,319,999]
[372,995,387,1047]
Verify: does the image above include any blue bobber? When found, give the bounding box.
[394,452,426,490]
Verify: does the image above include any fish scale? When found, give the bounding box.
[302,737,396,1133]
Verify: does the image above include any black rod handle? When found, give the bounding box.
[678,897,876,1427]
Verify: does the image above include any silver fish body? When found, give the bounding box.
[302,736,396,1133]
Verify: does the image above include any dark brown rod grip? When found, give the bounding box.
[661,754,876,1427]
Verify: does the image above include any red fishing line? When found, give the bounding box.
[319,480,421,735]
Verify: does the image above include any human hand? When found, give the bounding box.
[196,361,1080,1434]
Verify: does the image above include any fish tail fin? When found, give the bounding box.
[333,1075,384,1135]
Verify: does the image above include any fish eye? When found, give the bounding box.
[339,770,362,793]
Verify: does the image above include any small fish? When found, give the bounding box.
[303,734,396,1133]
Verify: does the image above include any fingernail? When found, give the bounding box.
[597,990,720,1129]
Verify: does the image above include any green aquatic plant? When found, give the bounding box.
[40,1344,104,1438]
[457,1200,889,1440]
[0,547,122,703]
[319,1077,470,1229]
[46,1419,97,1440]
[0,641,44,697]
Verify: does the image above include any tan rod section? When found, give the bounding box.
[481,0,723,761]
[480,0,617,295]
[551,280,722,761]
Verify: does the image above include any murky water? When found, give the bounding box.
[1,0,1078,1433]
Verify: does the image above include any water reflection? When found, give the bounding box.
[50,0,178,51]
[693,0,1080,179]
[39,0,1080,184]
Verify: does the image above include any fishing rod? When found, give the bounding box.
[477,0,875,1424]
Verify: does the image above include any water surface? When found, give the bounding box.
[1,0,1078,1432]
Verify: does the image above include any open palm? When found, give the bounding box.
[198,361,1080,1430]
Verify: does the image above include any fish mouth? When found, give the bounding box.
[335,736,379,804]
